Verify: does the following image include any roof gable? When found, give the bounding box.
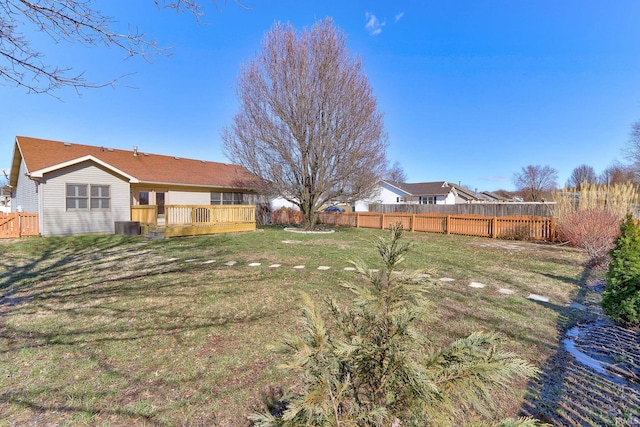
[13,136,258,189]
[382,180,454,197]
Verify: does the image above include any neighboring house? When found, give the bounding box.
[356,180,484,211]
[0,186,10,213]
[8,136,259,236]
[478,191,512,202]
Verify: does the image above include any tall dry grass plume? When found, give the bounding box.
[553,182,639,219]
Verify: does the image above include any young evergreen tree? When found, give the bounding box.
[250,225,541,426]
[602,214,640,327]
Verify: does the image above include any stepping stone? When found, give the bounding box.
[569,302,587,310]
[527,294,550,303]
[317,266,331,270]
[269,264,281,268]
[439,277,455,282]
[498,288,516,295]
[293,265,305,269]
[202,260,216,264]
[224,261,237,266]
[166,258,179,262]
[344,267,356,271]
[248,262,261,267]
[469,282,486,289]
[184,259,198,263]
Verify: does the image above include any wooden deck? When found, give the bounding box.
[131,205,256,237]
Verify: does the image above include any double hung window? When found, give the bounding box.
[66,184,110,210]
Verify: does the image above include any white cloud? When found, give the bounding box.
[365,12,385,36]
[395,12,404,23]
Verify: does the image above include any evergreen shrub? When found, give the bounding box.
[602,214,640,327]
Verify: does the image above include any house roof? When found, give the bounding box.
[10,136,258,190]
[449,183,480,201]
[385,181,456,197]
[479,191,511,201]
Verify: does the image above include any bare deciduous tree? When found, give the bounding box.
[624,120,640,180]
[385,161,407,183]
[600,163,637,186]
[513,164,558,201]
[0,0,245,94]
[566,164,598,190]
[223,19,388,229]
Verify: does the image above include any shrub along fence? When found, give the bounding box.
[310,212,556,241]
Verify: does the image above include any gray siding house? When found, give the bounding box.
[8,136,258,236]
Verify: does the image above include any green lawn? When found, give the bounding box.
[0,226,591,426]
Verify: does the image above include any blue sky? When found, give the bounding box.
[2,0,640,191]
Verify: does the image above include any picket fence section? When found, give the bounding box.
[271,211,557,241]
[0,212,39,238]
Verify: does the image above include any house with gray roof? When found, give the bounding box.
[353,180,486,211]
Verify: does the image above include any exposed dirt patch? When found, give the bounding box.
[281,238,351,249]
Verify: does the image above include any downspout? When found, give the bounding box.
[26,173,44,236]
[35,177,44,236]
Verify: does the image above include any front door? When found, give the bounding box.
[156,192,165,215]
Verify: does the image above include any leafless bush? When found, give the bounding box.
[557,209,621,266]
[553,182,639,265]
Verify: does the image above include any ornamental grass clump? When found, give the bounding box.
[250,225,541,427]
[602,214,640,327]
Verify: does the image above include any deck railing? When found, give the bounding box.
[131,205,158,225]
[164,205,256,237]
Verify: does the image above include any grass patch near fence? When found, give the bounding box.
[0,226,590,426]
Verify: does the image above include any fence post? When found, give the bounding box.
[550,217,556,242]
[356,213,360,228]
[446,215,451,235]
[381,214,385,230]
[491,217,497,238]
[411,214,415,232]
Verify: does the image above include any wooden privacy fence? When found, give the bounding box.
[163,205,256,237]
[0,212,39,238]
[272,209,305,225]
[369,202,554,217]
[317,212,557,241]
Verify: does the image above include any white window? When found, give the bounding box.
[66,184,110,211]
[211,191,244,205]
[90,185,110,209]
[419,196,435,205]
[66,184,88,210]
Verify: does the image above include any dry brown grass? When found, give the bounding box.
[0,227,621,426]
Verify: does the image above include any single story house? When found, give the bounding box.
[8,136,259,236]
[355,180,485,210]
[0,185,10,213]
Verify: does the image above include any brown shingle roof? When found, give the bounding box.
[13,136,257,189]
